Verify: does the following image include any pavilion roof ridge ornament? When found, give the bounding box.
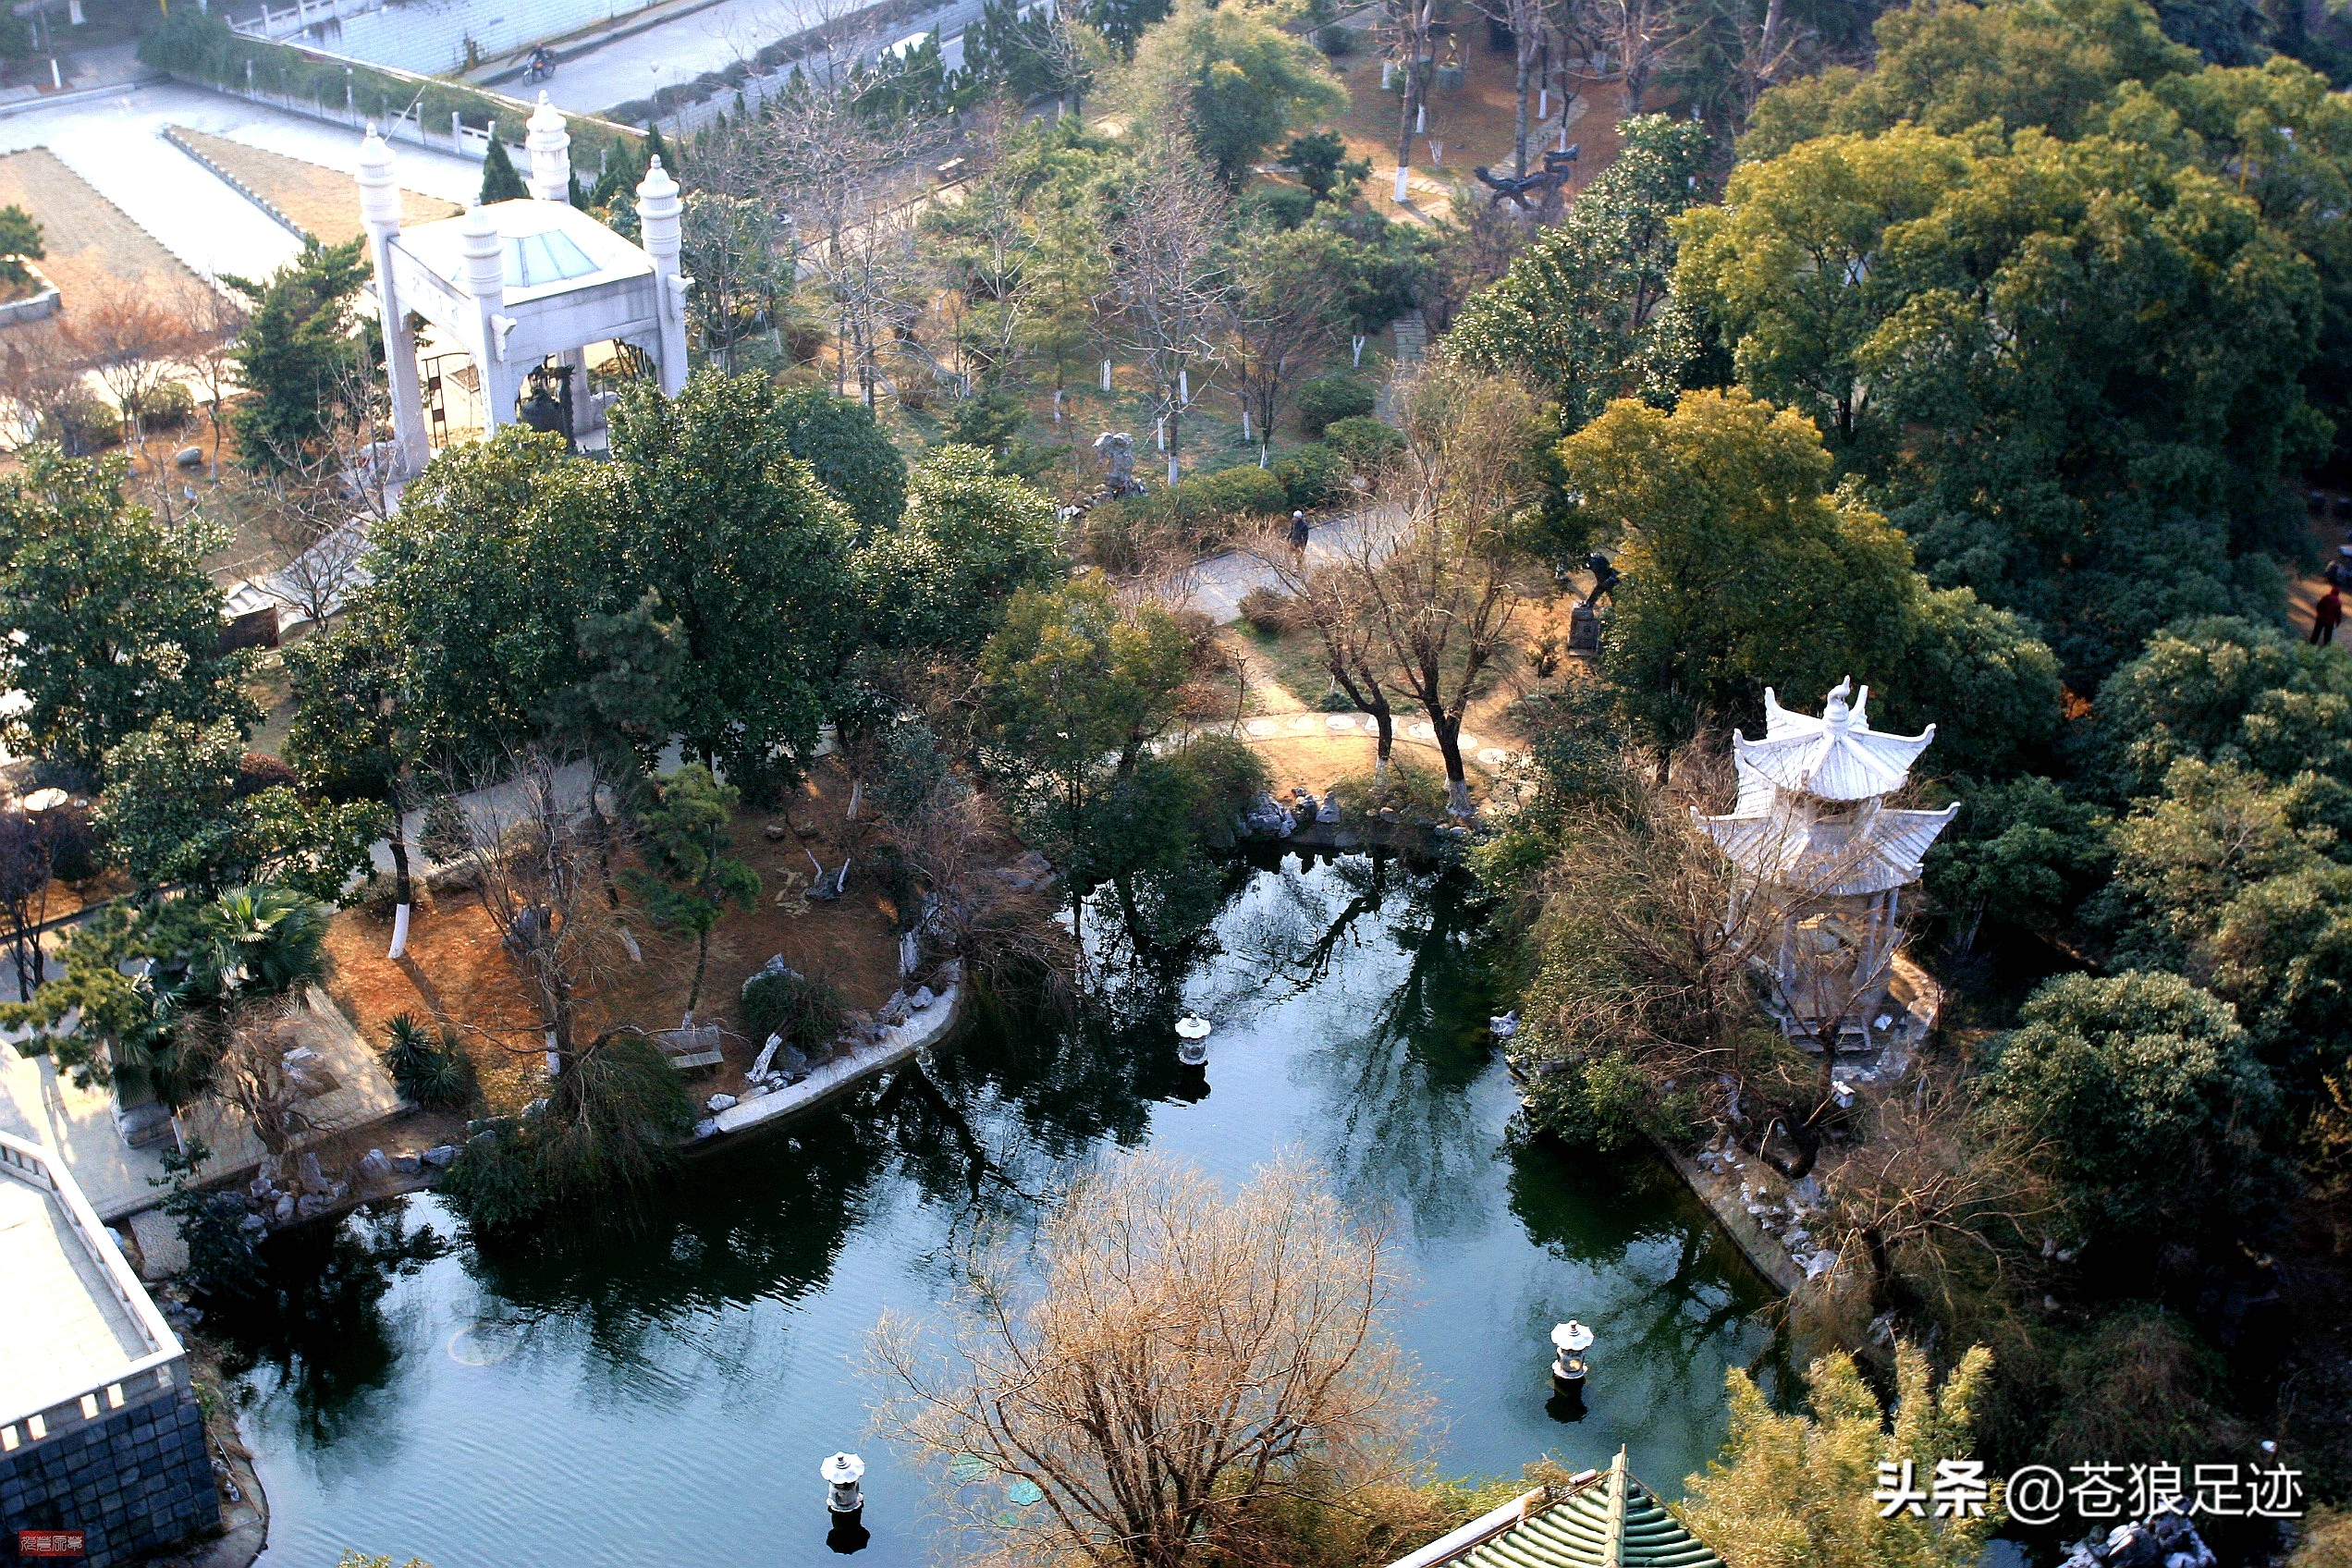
[1737,677,1937,802]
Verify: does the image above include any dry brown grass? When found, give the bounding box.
[170,128,459,246]
[0,150,201,325]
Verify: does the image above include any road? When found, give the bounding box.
[0,80,481,283]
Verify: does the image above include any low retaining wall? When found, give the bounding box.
[0,258,59,325]
[1645,1133,1804,1295]
[160,128,307,240]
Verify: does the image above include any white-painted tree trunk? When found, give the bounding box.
[1393,165,1410,202]
[387,902,411,960]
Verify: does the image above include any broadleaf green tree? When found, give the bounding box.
[0,447,251,774]
[1446,115,1714,427]
[858,445,1064,652]
[608,370,862,799]
[1976,968,2279,1248]
[1556,390,1922,759]
[775,383,909,534]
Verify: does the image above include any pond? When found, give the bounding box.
[221,851,1778,1568]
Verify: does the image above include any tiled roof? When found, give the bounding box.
[1455,1452,1722,1568]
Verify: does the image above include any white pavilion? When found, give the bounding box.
[357,92,690,475]
[1695,679,1957,1047]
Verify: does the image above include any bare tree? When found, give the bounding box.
[1474,0,1550,178]
[251,360,400,629]
[1338,367,1539,815]
[873,1150,1427,1568]
[447,747,635,1072]
[1102,131,1228,486]
[1386,0,1436,203]
[0,321,87,450]
[1516,743,1942,1181]
[1253,525,1401,773]
[1822,1066,2057,1317]
[1227,227,1345,443]
[69,288,194,467]
[172,276,250,479]
[0,806,58,1002]
[1566,0,1690,115]
[212,996,328,1158]
[755,39,947,408]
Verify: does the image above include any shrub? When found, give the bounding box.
[1295,374,1375,436]
[1273,442,1349,508]
[137,381,197,433]
[1238,585,1292,633]
[235,751,299,797]
[1242,185,1317,231]
[38,393,120,454]
[381,1012,475,1109]
[1078,499,1146,572]
[1185,463,1289,521]
[1329,758,1451,822]
[1165,733,1272,842]
[1322,415,1404,468]
[741,966,847,1053]
[780,316,829,364]
[941,389,1028,452]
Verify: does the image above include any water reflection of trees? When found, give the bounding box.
[211,1203,450,1447]
[221,853,1558,1427]
[1504,1133,1775,1408]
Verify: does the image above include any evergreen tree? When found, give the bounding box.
[625,764,759,1013]
[221,239,368,474]
[479,138,530,202]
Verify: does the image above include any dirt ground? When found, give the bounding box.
[1322,30,1635,222]
[0,149,204,325]
[319,755,911,1117]
[172,128,460,246]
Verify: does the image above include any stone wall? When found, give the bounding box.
[0,1382,220,1567]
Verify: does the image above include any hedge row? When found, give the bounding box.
[141,8,641,167]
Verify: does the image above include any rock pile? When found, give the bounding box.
[2058,1506,2216,1568]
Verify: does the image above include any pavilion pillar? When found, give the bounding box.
[636,156,691,397]
[524,92,572,202]
[358,126,430,476]
[524,94,591,432]
[458,203,521,434]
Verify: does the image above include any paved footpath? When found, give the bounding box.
[1175,506,1393,623]
[0,80,481,282]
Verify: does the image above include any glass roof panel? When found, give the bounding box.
[503,229,600,289]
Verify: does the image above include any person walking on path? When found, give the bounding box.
[1288,509,1310,558]
[2314,584,2344,647]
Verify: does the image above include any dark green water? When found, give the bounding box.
[227,851,1775,1568]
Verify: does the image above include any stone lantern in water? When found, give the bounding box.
[1693,679,1956,1048]
[1550,1320,1593,1389]
[822,1452,869,1554]
[1173,1015,1213,1103]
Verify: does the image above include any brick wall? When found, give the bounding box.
[0,1385,221,1567]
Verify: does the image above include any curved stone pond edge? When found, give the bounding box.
[692,979,970,1148]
